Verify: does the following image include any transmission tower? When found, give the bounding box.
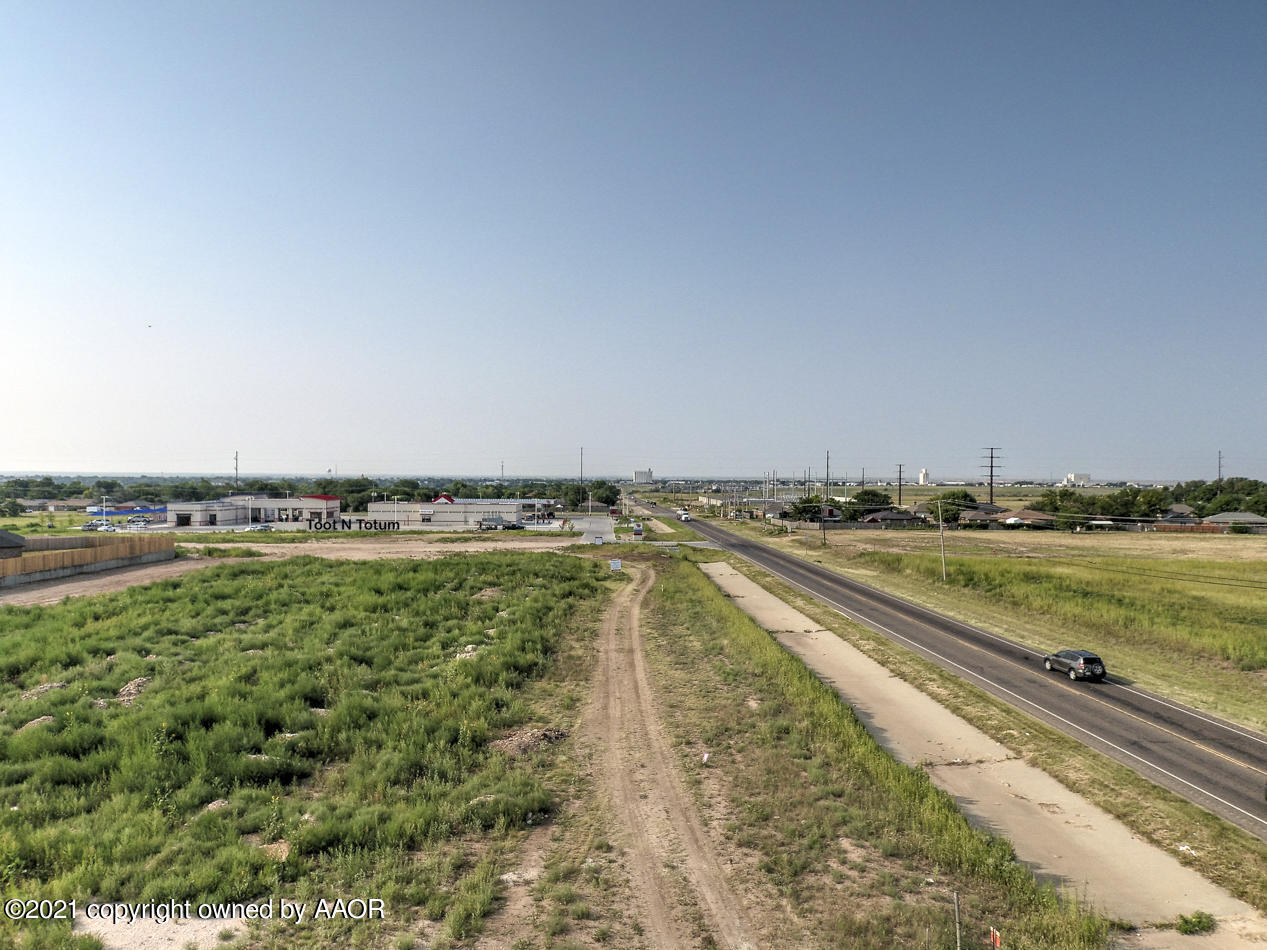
[981,447,1002,506]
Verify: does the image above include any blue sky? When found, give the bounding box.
[4,2,1265,481]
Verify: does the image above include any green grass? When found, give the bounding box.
[712,518,1267,730]
[187,546,266,558]
[700,547,1267,917]
[1175,910,1216,934]
[0,553,611,949]
[856,551,1267,670]
[643,559,1112,949]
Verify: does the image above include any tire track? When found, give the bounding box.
[586,565,758,949]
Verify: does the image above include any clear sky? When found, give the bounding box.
[4,1,1265,482]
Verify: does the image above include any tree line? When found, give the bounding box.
[0,475,622,514]
[1034,478,1267,522]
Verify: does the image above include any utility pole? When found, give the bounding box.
[861,467,865,488]
[1218,450,1224,485]
[234,451,239,489]
[897,463,903,506]
[937,501,947,581]
[821,451,830,545]
[982,447,1001,506]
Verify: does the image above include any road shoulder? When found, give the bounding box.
[698,560,1267,947]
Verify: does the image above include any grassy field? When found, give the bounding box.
[637,558,1112,948]
[0,553,612,949]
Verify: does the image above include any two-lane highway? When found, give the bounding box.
[663,509,1267,841]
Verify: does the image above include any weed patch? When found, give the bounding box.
[643,559,1112,949]
[0,553,610,948]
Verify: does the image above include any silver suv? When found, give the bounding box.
[1043,649,1107,682]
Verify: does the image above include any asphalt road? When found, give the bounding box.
[654,508,1267,842]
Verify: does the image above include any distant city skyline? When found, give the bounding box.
[5,4,1265,482]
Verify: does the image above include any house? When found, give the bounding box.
[998,508,1057,527]
[958,510,994,525]
[860,510,924,525]
[1159,503,1198,524]
[1203,511,1267,527]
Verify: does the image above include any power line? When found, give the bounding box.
[1062,558,1267,592]
[981,448,1001,506]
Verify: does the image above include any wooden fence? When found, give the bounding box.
[0,535,175,579]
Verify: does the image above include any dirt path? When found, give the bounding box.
[0,536,575,606]
[584,565,759,949]
[699,560,1267,948]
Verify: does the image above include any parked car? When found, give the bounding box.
[500,522,525,530]
[1043,649,1107,682]
[127,515,150,525]
[97,524,118,533]
[242,523,273,532]
[79,522,99,531]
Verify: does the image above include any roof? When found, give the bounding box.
[861,510,921,522]
[1001,508,1056,522]
[0,530,25,549]
[1167,503,1196,515]
[302,494,342,502]
[1203,511,1267,524]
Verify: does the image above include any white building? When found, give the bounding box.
[918,468,929,486]
[167,494,341,528]
[633,469,654,484]
[1062,473,1091,487]
[367,494,552,528]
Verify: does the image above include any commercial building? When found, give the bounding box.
[367,494,553,529]
[166,494,341,528]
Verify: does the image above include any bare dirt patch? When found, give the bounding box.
[114,676,152,706]
[489,726,568,757]
[581,565,764,948]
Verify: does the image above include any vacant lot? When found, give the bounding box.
[0,553,611,949]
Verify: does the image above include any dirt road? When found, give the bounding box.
[584,565,761,949]
[0,535,576,606]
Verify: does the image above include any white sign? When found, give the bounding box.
[610,559,621,571]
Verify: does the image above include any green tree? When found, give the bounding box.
[842,488,892,521]
[926,489,977,523]
[788,495,824,521]
[590,481,620,507]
